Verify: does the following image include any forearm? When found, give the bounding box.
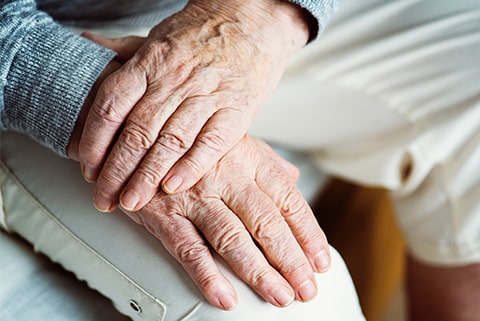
[180,0,339,64]
[0,0,116,157]
[183,0,310,60]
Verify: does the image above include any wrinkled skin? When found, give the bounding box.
[76,0,312,213]
[71,127,330,310]
[123,135,331,310]
[68,41,330,310]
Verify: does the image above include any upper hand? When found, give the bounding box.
[77,0,312,213]
[124,135,331,310]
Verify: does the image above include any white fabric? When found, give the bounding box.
[0,131,365,321]
[0,230,129,321]
[0,188,7,231]
[250,0,480,265]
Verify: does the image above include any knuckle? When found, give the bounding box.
[140,206,174,237]
[156,132,190,154]
[196,131,227,155]
[122,123,156,153]
[138,41,166,69]
[196,274,220,294]
[97,167,124,187]
[249,267,275,287]
[91,92,123,124]
[277,259,312,280]
[135,164,162,187]
[141,41,159,57]
[142,41,162,57]
[251,213,287,243]
[178,156,205,179]
[176,241,210,266]
[281,188,307,218]
[214,229,250,257]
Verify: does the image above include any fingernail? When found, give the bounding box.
[121,190,140,211]
[94,193,113,213]
[297,279,317,302]
[273,286,295,307]
[163,175,183,194]
[83,165,97,183]
[218,292,237,311]
[314,250,331,272]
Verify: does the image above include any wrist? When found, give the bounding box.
[68,59,122,160]
[267,1,313,46]
[187,0,311,56]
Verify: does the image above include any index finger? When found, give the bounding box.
[135,204,238,311]
[78,64,147,181]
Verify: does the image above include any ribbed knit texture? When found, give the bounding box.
[0,0,116,156]
[290,0,340,38]
[0,0,339,157]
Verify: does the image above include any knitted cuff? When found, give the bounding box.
[288,0,340,41]
[3,13,115,157]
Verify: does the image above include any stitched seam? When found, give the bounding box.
[0,159,166,321]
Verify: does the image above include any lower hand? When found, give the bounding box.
[124,135,331,310]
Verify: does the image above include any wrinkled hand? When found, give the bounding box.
[123,135,331,310]
[77,0,312,213]
[69,67,330,309]
[68,58,330,310]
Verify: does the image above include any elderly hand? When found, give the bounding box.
[123,135,331,310]
[69,57,330,310]
[71,110,330,310]
[77,0,312,213]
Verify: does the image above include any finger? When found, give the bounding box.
[191,196,296,308]
[92,145,135,212]
[82,32,146,62]
[162,108,249,194]
[254,148,331,274]
[78,63,147,182]
[99,84,212,211]
[93,100,169,211]
[93,54,221,207]
[137,204,238,311]
[119,96,219,211]
[222,179,318,303]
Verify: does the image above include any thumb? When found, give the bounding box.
[82,31,146,62]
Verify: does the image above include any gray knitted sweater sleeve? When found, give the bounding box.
[291,0,340,38]
[0,0,338,157]
[0,0,116,156]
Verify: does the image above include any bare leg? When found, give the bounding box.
[407,255,480,321]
